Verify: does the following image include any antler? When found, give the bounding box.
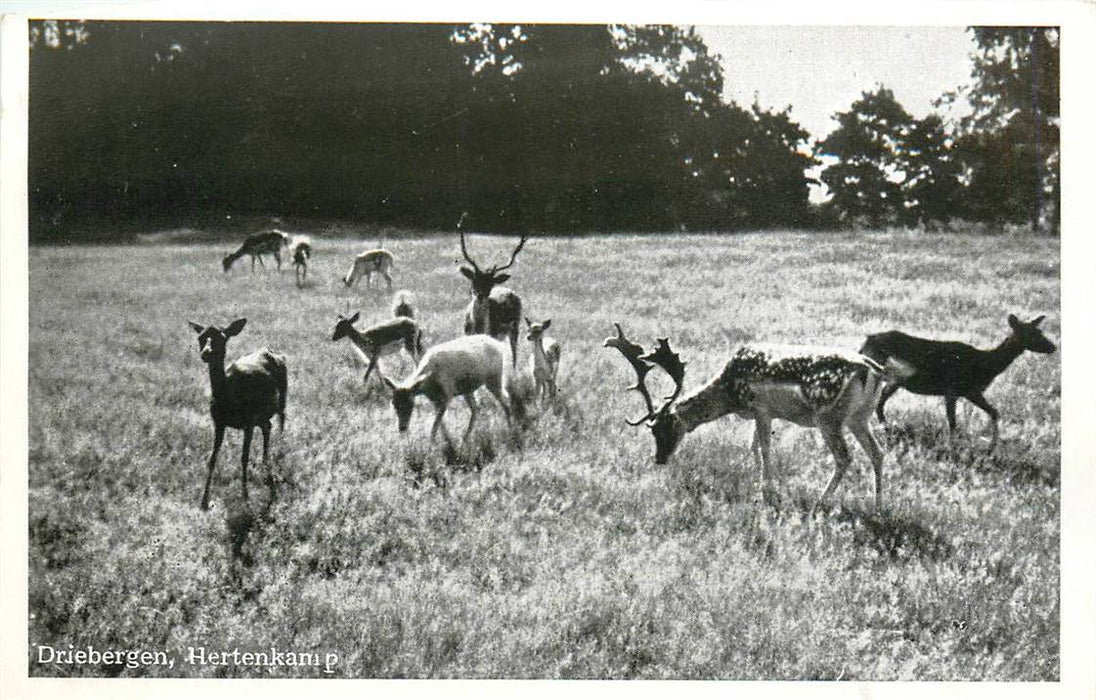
[458,228,481,273]
[604,324,686,426]
[603,323,656,425]
[493,234,528,273]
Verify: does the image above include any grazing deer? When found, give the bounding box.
[331,311,424,386]
[860,314,1056,451]
[525,317,561,404]
[222,230,290,273]
[392,290,416,319]
[459,229,527,365]
[291,237,312,288]
[605,324,889,510]
[187,318,288,511]
[380,335,512,445]
[344,249,395,290]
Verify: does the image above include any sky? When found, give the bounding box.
[697,25,976,143]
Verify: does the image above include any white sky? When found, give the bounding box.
[697,25,976,142]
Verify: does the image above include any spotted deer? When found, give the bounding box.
[605,324,890,510]
[344,249,395,290]
[331,311,424,386]
[459,228,527,365]
[380,335,512,445]
[222,230,290,272]
[187,318,288,510]
[525,317,561,404]
[860,314,1056,450]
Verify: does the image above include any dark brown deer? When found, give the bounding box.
[331,311,424,386]
[459,228,527,365]
[860,314,1056,450]
[291,238,312,288]
[606,324,890,510]
[222,230,290,272]
[187,318,288,510]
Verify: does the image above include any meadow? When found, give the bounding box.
[27,230,1060,680]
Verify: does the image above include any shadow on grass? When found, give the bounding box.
[967,437,1059,488]
[801,497,954,562]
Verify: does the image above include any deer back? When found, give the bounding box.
[216,350,287,428]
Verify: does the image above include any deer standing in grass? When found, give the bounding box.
[380,335,512,445]
[606,324,890,510]
[525,317,561,404]
[344,249,395,290]
[459,229,527,365]
[222,230,290,273]
[291,237,312,288]
[859,314,1056,451]
[187,318,287,511]
[331,310,424,386]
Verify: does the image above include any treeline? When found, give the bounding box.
[28,22,1058,240]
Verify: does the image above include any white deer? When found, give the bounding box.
[605,324,890,511]
[344,249,396,290]
[380,335,512,445]
[525,317,561,404]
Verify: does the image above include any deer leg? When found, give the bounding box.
[754,416,779,500]
[463,393,479,441]
[362,355,380,385]
[383,270,392,291]
[816,425,852,511]
[510,327,519,367]
[274,250,282,270]
[240,426,253,505]
[485,377,512,426]
[965,392,1000,451]
[201,423,225,510]
[876,383,900,423]
[944,395,959,439]
[850,420,885,510]
[431,402,452,445]
[260,420,275,492]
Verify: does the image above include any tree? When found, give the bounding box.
[899,114,965,229]
[949,27,1059,231]
[818,86,913,228]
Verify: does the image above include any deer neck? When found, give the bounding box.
[670,371,739,434]
[206,354,228,399]
[986,334,1025,378]
[471,296,491,331]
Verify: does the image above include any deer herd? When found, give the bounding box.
[192,226,1057,514]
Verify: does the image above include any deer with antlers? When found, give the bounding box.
[459,229,527,365]
[860,313,1056,451]
[605,324,890,510]
[222,230,291,273]
[187,318,288,511]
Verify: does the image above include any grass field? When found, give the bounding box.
[27,230,1060,680]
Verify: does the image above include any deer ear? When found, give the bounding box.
[381,375,397,392]
[493,273,510,285]
[1031,315,1045,326]
[188,321,205,334]
[1008,314,1020,329]
[348,311,361,324]
[542,319,551,330]
[459,266,476,281]
[525,317,532,327]
[224,318,247,337]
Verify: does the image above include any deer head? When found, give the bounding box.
[458,227,528,301]
[604,323,687,464]
[188,318,247,363]
[331,311,361,342]
[1007,314,1056,354]
[525,317,551,341]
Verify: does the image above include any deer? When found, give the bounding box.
[379,335,512,445]
[291,237,312,288]
[344,249,396,290]
[222,230,290,273]
[187,318,288,511]
[459,228,527,365]
[605,323,890,511]
[525,317,561,404]
[859,314,1056,451]
[331,311,424,386]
